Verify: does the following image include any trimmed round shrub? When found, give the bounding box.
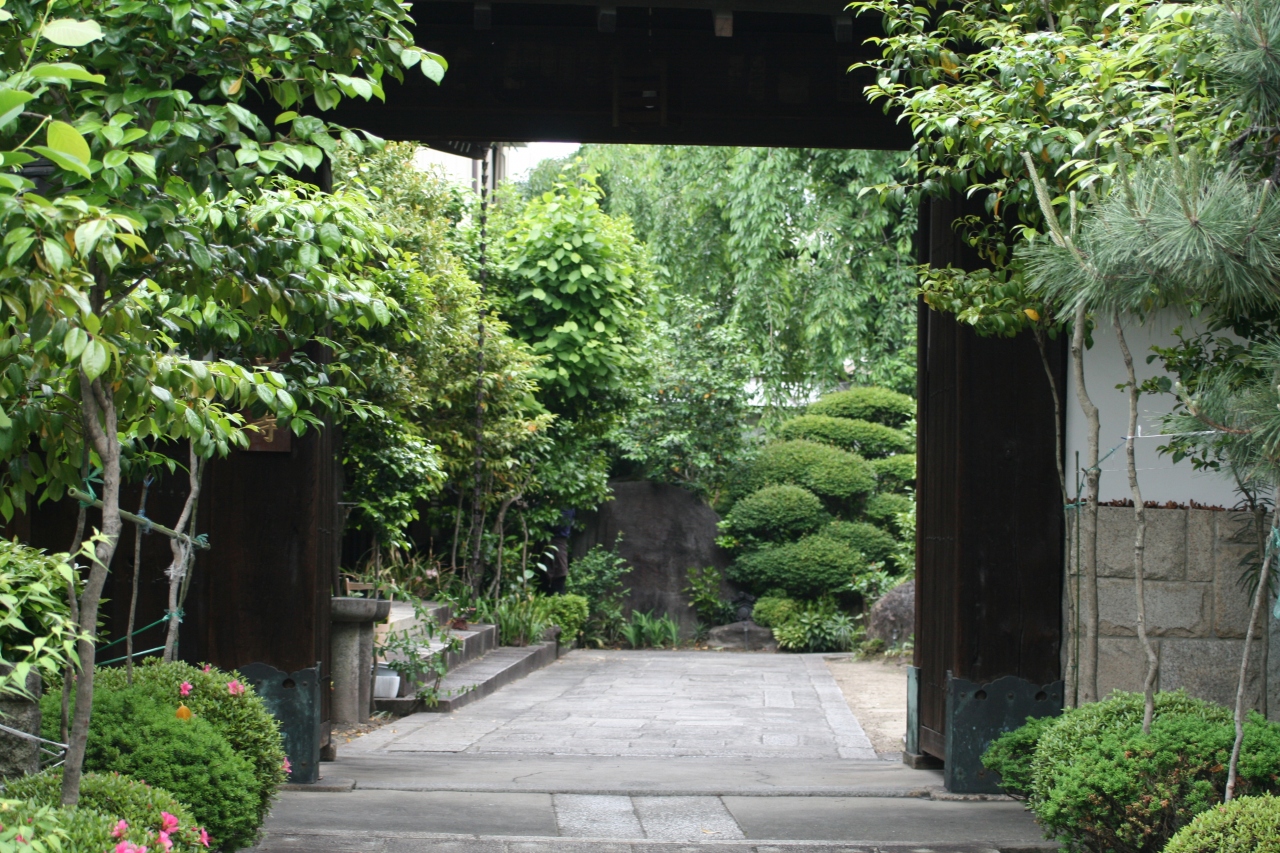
[720,485,828,544]
[42,686,260,850]
[777,415,912,459]
[6,770,206,851]
[733,440,876,510]
[808,387,915,427]
[752,596,800,628]
[730,535,865,599]
[865,492,913,533]
[1029,692,1280,853]
[822,521,897,564]
[981,714,1061,800]
[872,453,916,491]
[95,659,287,828]
[1164,793,1280,853]
[538,593,590,642]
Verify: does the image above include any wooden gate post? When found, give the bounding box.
[909,195,1065,792]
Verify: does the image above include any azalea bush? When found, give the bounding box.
[94,660,286,827]
[0,797,163,853]
[42,687,259,850]
[5,770,206,851]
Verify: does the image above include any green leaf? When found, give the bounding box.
[421,58,445,84]
[0,89,34,128]
[63,327,88,362]
[80,339,108,381]
[28,63,105,83]
[32,145,90,179]
[41,18,104,46]
[188,242,212,271]
[46,120,91,165]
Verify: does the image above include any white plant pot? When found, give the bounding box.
[374,673,401,699]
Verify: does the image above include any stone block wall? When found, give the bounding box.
[1066,506,1279,717]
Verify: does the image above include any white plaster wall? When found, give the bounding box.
[1064,309,1242,507]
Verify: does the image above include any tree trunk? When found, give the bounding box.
[1115,318,1156,731]
[163,443,201,662]
[126,478,152,685]
[1071,303,1101,704]
[1226,504,1278,801]
[61,489,87,743]
[62,374,124,806]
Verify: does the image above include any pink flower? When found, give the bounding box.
[282,757,292,774]
[159,813,179,833]
[112,819,129,838]
[179,682,192,697]
[198,828,210,848]
[115,843,147,853]
[202,664,211,673]
[157,830,173,852]
[227,679,245,696]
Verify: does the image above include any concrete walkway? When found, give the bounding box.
[254,651,1051,853]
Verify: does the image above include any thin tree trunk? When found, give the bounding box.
[126,478,152,685]
[163,444,202,662]
[1115,318,1156,731]
[450,489,464,574]
[1226,503,1279,802]
[488,495,520,598]
[174,456,204,625]
[1072,303,1101,704]
[520,510,530,583]
[62,373,124,806]
[61,486,87,744]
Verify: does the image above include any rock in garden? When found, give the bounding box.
[867,580,914,646]
[706,620,777,652]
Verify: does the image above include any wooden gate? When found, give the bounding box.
[912,195,1066,791]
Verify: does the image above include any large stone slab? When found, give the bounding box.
[1097,578,1209,637]
[1096,636,1156,697]
[1160,638,1264,709]
[1095,506,1186,581]
[573,481,732,637]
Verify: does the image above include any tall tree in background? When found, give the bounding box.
[524,147,918,402]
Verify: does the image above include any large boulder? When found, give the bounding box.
[573,480,732,638]
[706,620,777,652]
[866,580,914,646]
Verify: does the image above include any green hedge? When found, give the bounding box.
[822,520,897,564]
[983,691,1280,853]
[808,387,915,428]
[864,492,913,533]
[1163,794,1280,853]
[776,415,912,459]
[42,687,260,850]
[537,593,590,642]
[730,535,864,599]
[871,454,916,491]
[720,484,828,544]
[752,595,800,628]
[95,660,286,829]
[733,440,876,510]
[0,798,166,853]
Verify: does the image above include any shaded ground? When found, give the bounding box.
[825,654,911,757]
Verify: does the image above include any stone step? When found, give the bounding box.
[375,640,561,715]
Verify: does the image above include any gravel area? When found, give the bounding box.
[825,654,910,757]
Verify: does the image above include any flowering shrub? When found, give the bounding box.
[0,797,164,853]
[42,687,259,850]
[4,770,206,851]
[94,660,287,829]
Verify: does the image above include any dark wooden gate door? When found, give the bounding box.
[912,195,1066,791]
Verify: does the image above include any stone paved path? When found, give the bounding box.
[346,651,877,760]
[254,651,1050,853]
